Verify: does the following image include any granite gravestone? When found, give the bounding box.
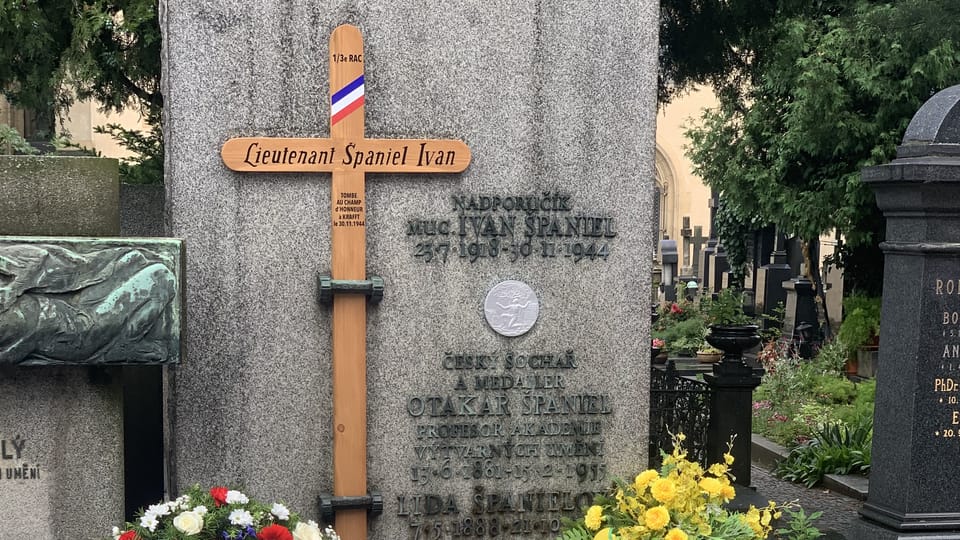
[853,84,960,540]
[0,156,174,538]
[163,3,658,539]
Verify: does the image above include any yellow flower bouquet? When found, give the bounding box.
[560,434,781,540]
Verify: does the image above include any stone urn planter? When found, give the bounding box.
[705,324,762,364]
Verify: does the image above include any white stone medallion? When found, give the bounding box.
[483,280,540,337]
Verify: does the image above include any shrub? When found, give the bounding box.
[560,434,785,540]
[837,295,881,353]
[774,417,872,487]
[654,317,706,355]
[752,339,874,449]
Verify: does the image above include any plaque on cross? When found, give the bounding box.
[220,25,470,540]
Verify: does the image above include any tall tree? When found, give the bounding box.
[0,0,161,182]
[680,0,960,294]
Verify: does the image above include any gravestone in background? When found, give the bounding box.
[163,2,658,538]
[0,156,125,538]
[853,85,960,540]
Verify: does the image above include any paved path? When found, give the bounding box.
[751,465,862,538]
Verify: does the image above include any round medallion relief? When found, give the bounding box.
[483,280,539,337]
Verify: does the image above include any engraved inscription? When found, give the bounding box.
[407,193,617,263]
[932,277,960,438]
[333,191,365,228]
[398,350,609,538]
[0,435,41,482]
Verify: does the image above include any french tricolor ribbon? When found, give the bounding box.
[331,75,364,125]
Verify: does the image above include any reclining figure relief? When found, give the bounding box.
[0,241,182,365]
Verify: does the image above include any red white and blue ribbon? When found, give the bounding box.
[331,75,364,125]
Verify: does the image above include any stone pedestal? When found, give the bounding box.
[0,156,125,539]
[851,85,960,540]
[704,358,762,486]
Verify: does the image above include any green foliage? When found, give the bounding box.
[702,288,754,326]
[0,0,161,114]
[837,295,881,353]
[94,114,162,184]
[776,508,824,540]
[0,0,75,113]
[684,0,960,285]
[557,524,592,540]
[811,339,848,374]
[0,124,39,155]
[653,300,709,354]
[775,418,873,487]
[0,0,163,182]
[654,317,707,356]
[810,374,856,404]
[715,200,763,289]
[753,338,874,448]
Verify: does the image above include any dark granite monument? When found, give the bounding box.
[852,84,960,539]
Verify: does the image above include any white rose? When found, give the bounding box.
[293,521,323,540]
[173,510,204,535]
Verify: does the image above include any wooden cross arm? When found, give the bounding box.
[221,137,470,173]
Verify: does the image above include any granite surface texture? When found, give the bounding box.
[0,156,119,236]
[120,183,166,237]
[163,1,658,537]
[0,157,124,538]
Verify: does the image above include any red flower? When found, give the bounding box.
[258,524,294,540]
[670,303,682,314]
[210,486,228,507]
[118,531,137,540]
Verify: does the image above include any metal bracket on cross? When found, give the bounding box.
[317,274,385,305]
[318,492,384,524]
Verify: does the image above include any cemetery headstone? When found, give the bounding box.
[163,2,659,539]
[780,275,817,357]
[0,156,182,538]
[660,238,679,302]
[748,225,776,292]
[710,243,730,294]
[680,216,693,273]
[689,225,707,277]
[698,191,720,291]
[852,84,960,540]
[755,233,791,328]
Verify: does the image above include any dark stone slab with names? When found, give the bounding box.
[852,84,960,540]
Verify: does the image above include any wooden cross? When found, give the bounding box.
[221,24,471,540]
